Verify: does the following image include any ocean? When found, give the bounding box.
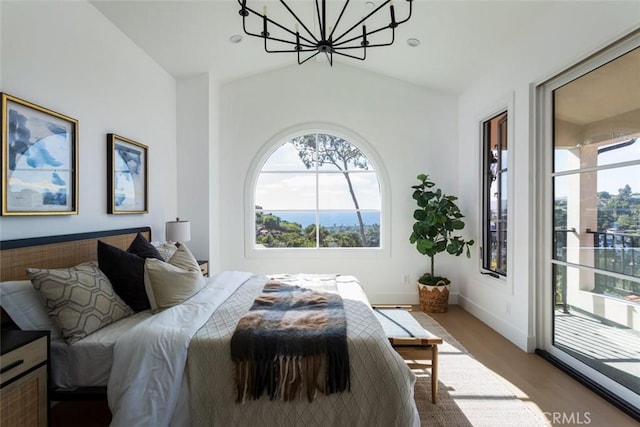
[261,211,380,227]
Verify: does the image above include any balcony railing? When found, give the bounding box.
[553,228,640,310]
[586,228,640,298]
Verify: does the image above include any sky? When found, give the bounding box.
[256,141,381,211]
[554,136,640,199]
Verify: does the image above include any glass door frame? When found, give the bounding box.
[535,29,640,411]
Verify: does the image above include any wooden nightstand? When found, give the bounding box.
[197,260,209,277]
[0,330,49,427]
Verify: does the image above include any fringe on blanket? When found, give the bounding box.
[231,282,350,403]
[233,343,351,403]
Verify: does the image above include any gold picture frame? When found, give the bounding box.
[107,133,148,214]
[1,93,79,216]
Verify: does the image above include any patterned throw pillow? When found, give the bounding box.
[144,244,206,312]
[27,262,134,344]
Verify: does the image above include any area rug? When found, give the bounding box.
[410,311,550,426]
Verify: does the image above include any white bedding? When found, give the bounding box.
[108,271,253,427]
[107,272,419,427]
[50,310,153,389]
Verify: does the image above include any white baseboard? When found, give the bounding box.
[369,291,534,351]
[457,295,533,352]
[367,291,460,306]
[367,291,419,305]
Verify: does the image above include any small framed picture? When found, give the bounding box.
[1,93,79,216]
[107,133,148,214]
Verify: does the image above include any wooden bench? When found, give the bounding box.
[373,306,443,403]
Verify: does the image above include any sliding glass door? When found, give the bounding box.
[539,32,640,411]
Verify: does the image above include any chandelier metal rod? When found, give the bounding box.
[316,0,325,42]
[278,0,320,45]
[298,50,322,65]
[327,0,351,42]
[265,34,321,54]
[334,23,395,49]
[331,0,392,45]
[241,3,318,46]
[333,0,412,47]
[333,48,368,61]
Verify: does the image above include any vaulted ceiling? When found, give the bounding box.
[91,0,553,94]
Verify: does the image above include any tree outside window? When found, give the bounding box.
[254,133,381,249]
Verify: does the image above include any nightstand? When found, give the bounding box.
[0,330,49,427]
[197,260,209,277]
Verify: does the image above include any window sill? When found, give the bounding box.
[246,246,388,259]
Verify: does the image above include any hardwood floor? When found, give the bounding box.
[429,305,638,427]
[51,305,638,426]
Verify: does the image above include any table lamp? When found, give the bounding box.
[166,217,191,245]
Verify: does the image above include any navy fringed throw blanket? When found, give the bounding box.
[231,281,350,403]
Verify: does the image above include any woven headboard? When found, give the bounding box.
[0,227,151,281]
[0,227,151,325]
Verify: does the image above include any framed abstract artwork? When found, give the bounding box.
[107,133,148,214]
[1,93,79,216]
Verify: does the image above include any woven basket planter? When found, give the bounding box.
[418,282,450,313]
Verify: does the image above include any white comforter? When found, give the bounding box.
[108,272,418,427]
[108,271,253,427]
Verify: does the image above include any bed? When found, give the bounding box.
[0,227,419,426]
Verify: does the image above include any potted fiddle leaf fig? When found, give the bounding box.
[409,173,474,312]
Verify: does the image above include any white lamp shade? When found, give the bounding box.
[166,218,191,243]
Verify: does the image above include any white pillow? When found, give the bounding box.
[151,241,178,262]
[0,280,62,339]
[144,244,205,312]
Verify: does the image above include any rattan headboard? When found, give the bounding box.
[0,227,152,282]
[0,227,151,326]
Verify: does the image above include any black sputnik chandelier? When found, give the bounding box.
[237,0,414,65]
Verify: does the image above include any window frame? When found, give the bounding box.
[245,123,390,259]
[481,110,509,277]
[477,97,513,283]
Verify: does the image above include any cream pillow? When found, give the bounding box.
[144,244,206,312]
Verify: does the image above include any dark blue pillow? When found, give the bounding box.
[127,232,163,260]
[98,240,150,312]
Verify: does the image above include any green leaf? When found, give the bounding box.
[416,239,432,254]
[452,220,465,230]
[413,210,427,221]
[421,239,434,249]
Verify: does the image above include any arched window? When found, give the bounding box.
[253,131,382,249]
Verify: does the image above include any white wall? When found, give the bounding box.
[216,62,467,303]
[0,1,177,242]
[456,2,640,350]
[176,74,214,261]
